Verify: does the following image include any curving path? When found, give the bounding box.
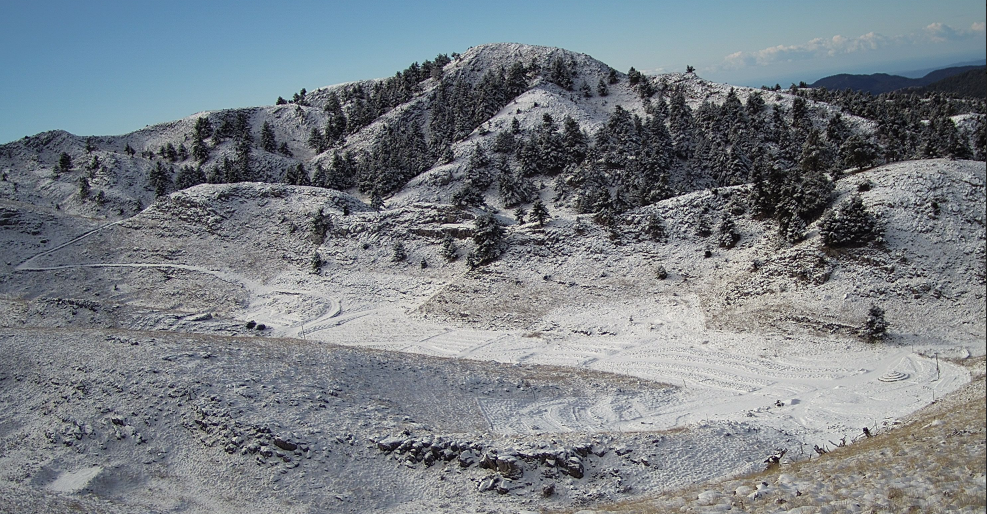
[12,220,971,446]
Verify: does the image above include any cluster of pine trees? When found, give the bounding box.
[139,51,984,222]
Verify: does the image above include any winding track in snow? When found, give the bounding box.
[11,217,970,445]
[13,222,341,336]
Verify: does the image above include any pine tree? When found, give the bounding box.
[278,142,293,157]
[310,209,331,245]
[492,129,516,154]
[311,164,328,188]
[530,199,550,227]
[548,57,573,90]
[391,241,407,262]
[285,163,311,186]
[839,135,879,171]
[861,304,888,343]
[441,233,458,262]
[310,252,323,274]
[233,136,252,181]
[798,129,833,173]
[644,213,667,242]
[174,165,206,190]
[498,158,534,208]
[77,176,90,199]
[308,127,327,154]
[668,91,694,159]
[57,152,73,174]
[261,121,278,153]
[820,195,882,248]
[561,116,588,166]
[148,161,172,197]
[467,213,505,267]
[513,207,526,225]
[323,92,347,143]
[717,215,740,249]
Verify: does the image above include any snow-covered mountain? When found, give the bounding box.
[0,43,984,513]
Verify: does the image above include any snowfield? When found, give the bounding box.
[1,158,983,512]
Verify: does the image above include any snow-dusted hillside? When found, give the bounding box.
[0,43,984,513]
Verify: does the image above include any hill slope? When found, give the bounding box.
[0,43,985,513]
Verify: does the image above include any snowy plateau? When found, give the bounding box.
[0,43,984,513]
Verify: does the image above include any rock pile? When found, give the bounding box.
[371,434,606,488]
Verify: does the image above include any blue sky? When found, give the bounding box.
[1,0,984,144]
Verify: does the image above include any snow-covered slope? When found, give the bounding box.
[0,42,984,513]
[1,156,984,512]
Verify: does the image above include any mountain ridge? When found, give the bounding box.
[810,64,986,95]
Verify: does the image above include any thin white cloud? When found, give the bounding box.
[714,22,985,71]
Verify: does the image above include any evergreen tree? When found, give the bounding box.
[644,213,667,242]
[452,183,484,208]
[148,161,172,197]
[530,199,550,227]
[311,164,328,188]
[597,78,609,97]
[798,129,834,173]
[745,91,766,117]
[505,61,528,98]
[326,151,357,190]
[668,91,694,159]
[323,92,347,143]
[57,152,73,174]
[310,209,331,245]
[627,67,643,85]
[825,113,850,149]
[174,165,206,190]
[717,215,740,249]
[839,135,879,170]
[284,163,311,186]
[278,141,293,157]
[820,195,882,248]
[548,57,573,90]
[561,115,588,166]
[370,192,384,211]
[497,158,534,208]
[233,136,253,181]
[513,207,526,225]
[308,127,327,154]
[974,115,987,161]
[77,176,90,199]
[391,241,407,262]
[310,252,323,274]
[441,233,458,262]
[464,144,494,191]
[261,121,278,153]
[467,213,505,267]
[492,129,516,154]
[861,304,888,343]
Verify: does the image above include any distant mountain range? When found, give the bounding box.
[811,63,986,97]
